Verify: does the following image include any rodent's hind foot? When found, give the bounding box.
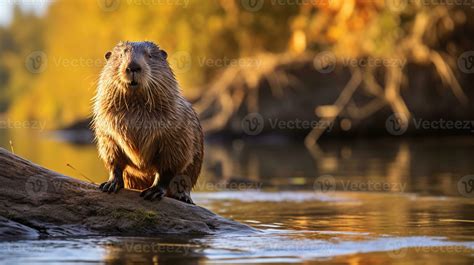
[99,179,124,193]
[169,192,195,205]
[140,185,166,201]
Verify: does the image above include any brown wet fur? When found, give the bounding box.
[92,41,203,198]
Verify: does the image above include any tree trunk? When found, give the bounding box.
[0,148,254,239]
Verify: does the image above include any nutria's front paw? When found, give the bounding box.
[170,192,195,205]
[99,178,124,193]
[140,186,166,201]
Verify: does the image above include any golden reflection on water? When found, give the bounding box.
[1,129,474,198]
[0,129,473,264]
[96,193,474,264]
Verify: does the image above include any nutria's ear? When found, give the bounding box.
[105,51,112,61]
[160,50,168,60]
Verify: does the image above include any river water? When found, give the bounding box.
[0,129,473,264]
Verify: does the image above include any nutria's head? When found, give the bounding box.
[98,41,178,109]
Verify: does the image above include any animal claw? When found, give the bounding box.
[140,185,165,201]
[99,178,124,194]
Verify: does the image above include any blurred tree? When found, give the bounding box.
[5,0,297,128]
[0,6,44,112]
[1,0,471,135]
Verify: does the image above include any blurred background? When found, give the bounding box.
[1,1,474,264]
[0,0,473,193]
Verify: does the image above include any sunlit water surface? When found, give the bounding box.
[0,129,473,264]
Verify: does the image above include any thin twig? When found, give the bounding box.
[66,163,96,184]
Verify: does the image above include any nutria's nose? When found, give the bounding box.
[126,62,142,73]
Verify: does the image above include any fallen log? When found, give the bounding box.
[0,148,255,239]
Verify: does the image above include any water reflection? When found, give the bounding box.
[203,138,473,197]
[1,197,473,265]
[1,129,473,198]
[102,236,207,264]
[0,129,473,264]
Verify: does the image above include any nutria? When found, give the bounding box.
[92,41,203,204]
